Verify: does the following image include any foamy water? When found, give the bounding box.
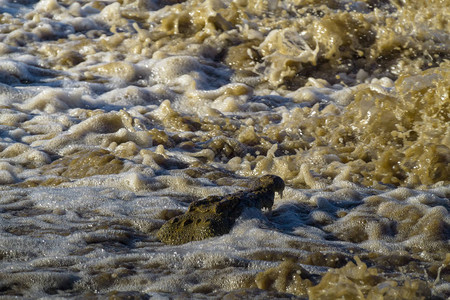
[0,0,449,298]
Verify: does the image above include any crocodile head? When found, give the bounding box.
[256,174,285,198]
[157,175,286,245]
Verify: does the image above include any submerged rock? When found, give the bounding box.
[157,175,285,245]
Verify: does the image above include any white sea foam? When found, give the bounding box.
[0,0,448,298]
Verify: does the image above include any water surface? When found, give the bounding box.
[0,0,449,298]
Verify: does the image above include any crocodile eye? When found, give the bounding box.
[171,217,179,223]
[183,219,193,226]
[196,219,202,224]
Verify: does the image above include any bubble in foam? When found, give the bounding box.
[0,169,17,184]
[151,56,201,85]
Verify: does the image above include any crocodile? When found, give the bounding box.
[157,175,285,245]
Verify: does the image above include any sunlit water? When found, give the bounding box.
[0,0,449,298]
